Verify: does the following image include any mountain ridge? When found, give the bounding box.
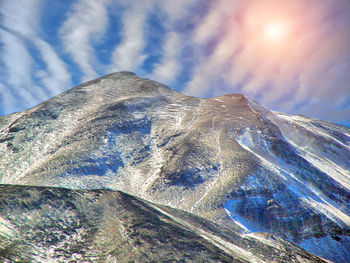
[1,72,349,262]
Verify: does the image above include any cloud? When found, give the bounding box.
[193,0,238,45]
[0,0,349,125]
[60,0,111,81]
[0,0,43,111]
[184,1,241,97]
[0,29,44,109]
[0,82,17,114]
[0,0,71,114]
[150,32,182,83]
[184,0,350,124]
[0,0,41,36]
[148,0,202,84]
[108,1,154,73]
[184,57,221,97]
[158,0,194,22]
[108,0,195,74]
[34,39,72,97]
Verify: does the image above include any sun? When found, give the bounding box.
[238,0,300,55]
[264,23,286,42]
[266,24,283,38]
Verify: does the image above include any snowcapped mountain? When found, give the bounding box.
[1,72,349,262]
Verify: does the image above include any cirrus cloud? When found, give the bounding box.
[0,0,349,126]
[0,0,71,114]
[184,0,350,125]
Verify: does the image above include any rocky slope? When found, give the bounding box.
[0,184,326,263]
[0,72,349,262]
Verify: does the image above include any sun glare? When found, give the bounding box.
[259,21,293,51]
[265,24,284,39]
[238,0,301,57]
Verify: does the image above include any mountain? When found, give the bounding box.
[1,72,349,262]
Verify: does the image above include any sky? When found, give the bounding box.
[0,0,350,126]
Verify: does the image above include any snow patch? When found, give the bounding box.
[238,129,254,149]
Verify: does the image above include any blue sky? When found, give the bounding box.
[0,0,350,126]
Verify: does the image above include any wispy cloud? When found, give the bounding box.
[184,0,350,124]
[0,0,349,125]
[60,0,111,81]
[0,29,40,108]
[0,0,43,111]
[150,0,200,85]
[0,82,17,113]
[192,0,237,45]
[108,0,195,75]
[34,39,72,97]
[0,0,71,114]
[150,32,181,83]
[0,0,41,36]
[108,1,154,73]
[159,0,194,22]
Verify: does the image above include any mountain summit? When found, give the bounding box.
[1,72,349,262]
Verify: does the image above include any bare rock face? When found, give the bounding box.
[1,72,349,262]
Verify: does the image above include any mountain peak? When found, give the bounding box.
[107,71,138,77]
